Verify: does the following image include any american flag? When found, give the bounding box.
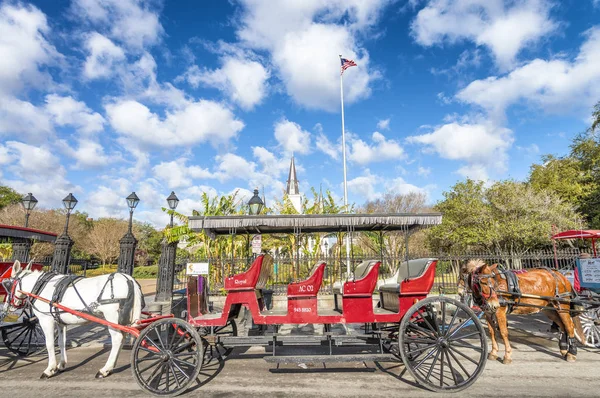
[340,57,357,75]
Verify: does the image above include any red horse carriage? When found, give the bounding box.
[0,224,56,356]
[10,214,488,396]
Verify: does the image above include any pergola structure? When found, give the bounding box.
[0,224,57,263]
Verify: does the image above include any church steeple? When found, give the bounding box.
[286,156,299,196]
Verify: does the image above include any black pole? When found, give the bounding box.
[117,209,137,275]
[51,210,74,274]
[24,212,30,228]
[155,209,178,311]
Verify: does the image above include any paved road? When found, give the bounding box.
[1,318,599,398]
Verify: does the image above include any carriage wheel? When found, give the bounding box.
[212,319,237,359]
[580,307,600,348]
[131,318,203,397]
[1,306,47,357]
[399,296,488,393]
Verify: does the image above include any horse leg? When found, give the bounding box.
[485,313,499,360]
[556,306,577,362]
[543,310,567,356]
[57,324,68,371]
[96,308,124,378]
[495,309,513,364]
[40,318,59,379]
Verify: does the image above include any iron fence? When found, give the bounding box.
[173,248,581,295]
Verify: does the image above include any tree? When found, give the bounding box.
[134,222,163,266]
[427,179,581,257]
[0,185,21,210]
[360,192,431,275]
[83,218,128,267]
[591,100,600,133]
[528,155,590,205]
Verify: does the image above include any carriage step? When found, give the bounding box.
[264,354,398,364]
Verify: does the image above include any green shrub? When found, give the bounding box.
[84,265,117,277]
[133,265,159,279]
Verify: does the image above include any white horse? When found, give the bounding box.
[4,261,144,379]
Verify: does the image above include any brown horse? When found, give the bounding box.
[459,259,588,364]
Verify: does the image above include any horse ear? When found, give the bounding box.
[25,261,33,271]
[490,263,498,270]
[12,260,22,275]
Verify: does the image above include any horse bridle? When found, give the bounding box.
[469,267,499,308]
[2,272,28,310]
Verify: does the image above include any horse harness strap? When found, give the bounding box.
[96,273,137,325]
[49,275,92,324]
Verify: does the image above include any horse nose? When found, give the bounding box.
[487,299,500,311]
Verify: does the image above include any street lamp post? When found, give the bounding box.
[248,188,264,215]
[12,193,38,263]
[51,193,78,274]
[117,192,140,275]
[155,192,180,310]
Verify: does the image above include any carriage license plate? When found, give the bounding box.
[2,313,19,323]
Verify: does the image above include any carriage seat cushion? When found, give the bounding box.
[332,261,381,297]
[287,262,326,298]
[224,254,273,291]
[332,260,379,296]
[378,258,437,295]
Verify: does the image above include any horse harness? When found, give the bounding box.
[19,272,141,326]
[470,266,575,314]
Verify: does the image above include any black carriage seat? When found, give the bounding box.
[378,258,437,294]
[332,260,379,296]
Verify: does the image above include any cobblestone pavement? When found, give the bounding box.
[1,313,599,397]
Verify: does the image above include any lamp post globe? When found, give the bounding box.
[21,193,38,227]
[62,193,78,211]
[248,188,264,215]
[166,191,178,228]
[126,191,140,210]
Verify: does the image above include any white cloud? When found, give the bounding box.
[68,139,116,169]
[347,170,381,201]
[316,132,340,160]
[71,0,163,50]
[0,95,53,140]
[274,118,311,154]
[348,131,405,165]
[82,32,126,80]
[389,177,429,197]
[181,57,270,110]
[214,153,257,183]
[417,166,431,177]
[376,118,390,130]
[457,27,600,119]
[45,94,105,135]
[252,146,289,177]
[0,2,60,95]
[235,0,386,110]
[152,159,214,189]
[3,141,78,206]
[407,121,513,180]
[105,99,244,147]
[410,0,557,70]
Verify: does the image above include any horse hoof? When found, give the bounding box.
[565,353,576,363]
[40,373,52,379]
[95,371,111,379]
[560,350,567,356]
[502,357,512,365]
[488,353,498,360]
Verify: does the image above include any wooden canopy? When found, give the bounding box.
[0,224,58,243]
[188,213,442,239]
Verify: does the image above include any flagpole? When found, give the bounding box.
[340,54,351,278]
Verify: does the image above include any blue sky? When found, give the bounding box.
[1,0,599,226]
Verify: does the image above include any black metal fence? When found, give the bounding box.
[174,248,581,295]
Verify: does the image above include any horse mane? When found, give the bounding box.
[464,259,486,273]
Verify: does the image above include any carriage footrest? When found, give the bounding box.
[264,354,398,364]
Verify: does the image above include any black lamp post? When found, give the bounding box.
[22,193,38,228]
[51,193,78,274]
[117,192,140,275]
[155,191,180,309]
[324,240,329,257]
[248,188,264,215]
[11,193,38,263]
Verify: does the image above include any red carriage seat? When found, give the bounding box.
[379,258,437,312]
[287,262,326,298]
[332,260,381,297]
[224,254,273,291]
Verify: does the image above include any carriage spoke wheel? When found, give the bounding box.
[131,318,203,397]
[399,296,488,393]
[580,307,600,348]
[1,306,47,357]
[200,319,238,364]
